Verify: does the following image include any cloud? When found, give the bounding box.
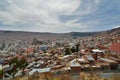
[0,0,120,32]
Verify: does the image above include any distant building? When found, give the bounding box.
[29,68,51,75]
[109,43,120,58]
[109,43,120,53]
[39,45,47,51]
[69,59,81,72]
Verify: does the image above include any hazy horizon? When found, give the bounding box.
[0,0,120,33]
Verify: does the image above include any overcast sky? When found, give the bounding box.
[0,0,120,33]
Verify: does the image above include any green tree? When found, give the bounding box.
[0,68,4,79]
[32,38,38,45]
[65,47,72,55]
[9,57,28,78]
[32,38,44,45]
[70,46,76,53]
[75,43,80,52]
[0,41,5,50]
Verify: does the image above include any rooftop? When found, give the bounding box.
[109,43,120,53]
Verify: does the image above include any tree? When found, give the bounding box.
[65,47,72,55]
[32,38,38,45]
[70,46,76,53]
[0,41,5,50]
[56,42,61,47]
[32,38,44,45]
[75,43,80,52]
[0,67,4,79]
[9,57,28,78]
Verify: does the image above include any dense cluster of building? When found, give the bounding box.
[0,30,120,79]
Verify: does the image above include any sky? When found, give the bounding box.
[0,0,120,33]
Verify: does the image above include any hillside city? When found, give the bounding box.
[0,27,120,80]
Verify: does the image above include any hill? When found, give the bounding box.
[0,27,119,43]
[0,30,99,42]
[96,27,120,39]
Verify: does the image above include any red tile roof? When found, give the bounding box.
[97,45,107,49]
[109,43,120,53]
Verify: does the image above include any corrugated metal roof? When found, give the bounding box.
[0,59,5,64]
[98,57,117,63]
[69,59,81,67]
[92,49,103,53]
[29,68,51,75]
[36,68,51,73]
[86,55,94,61]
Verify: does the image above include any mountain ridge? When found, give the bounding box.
[0,27,119,42]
